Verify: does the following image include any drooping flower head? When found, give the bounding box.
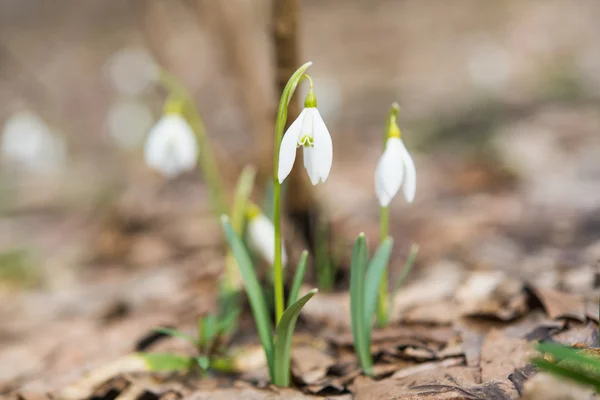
[278,85,333,185]
[375,104,416,206]
[144,99,198,178]
[246,203,287,266]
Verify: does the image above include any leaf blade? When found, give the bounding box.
[287,250,309,308]
[364,237,394,329]
[138,353,193,372]
[349,233,372,376]
[221,216,274,375]
[273,289,317,386]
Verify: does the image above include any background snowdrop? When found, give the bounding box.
[374,108,416,206]
[144,107,198,178]
[246,204,287,266]
[1,110,67,175]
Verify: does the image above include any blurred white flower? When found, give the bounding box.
[1,110,66,174]
[144,114,198,178]
[106,46,159,96]
[278,89,332,185]
[107,100,154,150]
[375,137,416,207]
[246,206,287,266]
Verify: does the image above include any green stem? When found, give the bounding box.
[377,206,389,327]
[273,62,313,325]
[375,103,401,328]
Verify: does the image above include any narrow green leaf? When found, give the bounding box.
[273,289,318,386]
[288,250,309,308]
[537,343,600,372]
[315,220,334,291]
[220,216,274,375]
[388,243,419,321]
[533,358,600,392]
[231,165,257,234]
[364,237,394,329]
[195,356,210,371]
[153,327,198,347]
[349,233,373,376]
[200,314,218,352]
[138,353,192,372]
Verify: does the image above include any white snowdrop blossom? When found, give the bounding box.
[246,206,287,267]
[278,89,332,185]
[144,113,198,178]
[375,136,416,207]
[1,110,67,174]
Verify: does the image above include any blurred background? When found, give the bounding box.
[2,0,600,392]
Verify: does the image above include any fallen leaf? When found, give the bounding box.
[553,322,598,347]
[480,329,536,398]
[292,346,336,385]
[56,354,149,400]
[531,288,587,321]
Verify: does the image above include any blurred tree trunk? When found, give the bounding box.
[272,0,320,247]
[198,0,320,246]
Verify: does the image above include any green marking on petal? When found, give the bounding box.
[298,135,314,147]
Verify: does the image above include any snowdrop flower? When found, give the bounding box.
[1,110,66,174]
[144,102,198,178]
[375,113,416,206]
[278,88,332,185]
[246,204,287,266]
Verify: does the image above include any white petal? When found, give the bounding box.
[144,115,198,178]
[311,108,333,183]
[399,140,416,203]
[303,146,320,185]
[378,137,404,201]
[247,215,287,266]
[374,160,392,207]
[278,109,306,183]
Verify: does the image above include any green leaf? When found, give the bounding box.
[195,356,210,371]
[315,219,334,291]
[221,216,274,376]
[364,237,394,329]
[533,358,600,392]
[537,343,600,372]
[231,165,257,234]
[199,314,218,352]
[288,250,309,308]
[138,353,192,372]
[388,243,418,321]
[273,289,318,386]
[153,327,198,347]
[349,233,373,376]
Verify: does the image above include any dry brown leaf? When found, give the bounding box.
[532,287,587,321]
[480,329,536,398]
[299,289,350,330]
[291,346,336,385]
[182,385,349,400]
[390,357,464,379]
[352,365,513,400]
[331,325,456,348]
[56,354,148,400]
[553,322,598,347]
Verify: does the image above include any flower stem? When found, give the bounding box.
[273,62,313,325]
[377,205,390,327]
[376,103,401,328]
